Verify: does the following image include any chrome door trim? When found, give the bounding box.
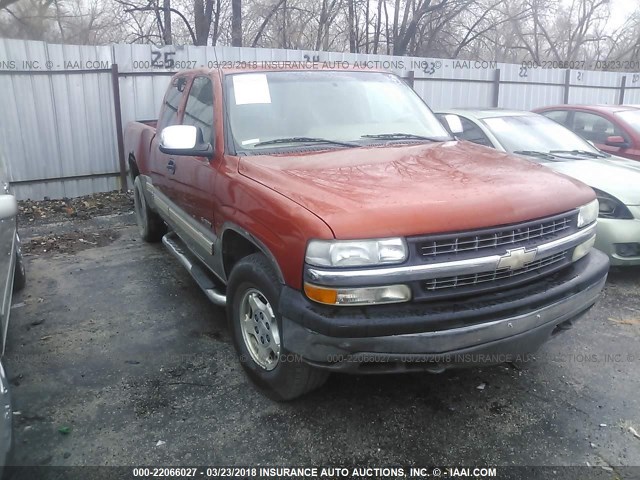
[141,176,215,255]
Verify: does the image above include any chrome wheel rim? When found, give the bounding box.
[239,288,280,371]
[133,182,147,237]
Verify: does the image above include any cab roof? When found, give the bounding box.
[172,66,387,77]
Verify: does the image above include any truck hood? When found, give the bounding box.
[239,142,595,239]
[543,157,640,206]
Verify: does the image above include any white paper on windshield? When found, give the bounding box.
[233,74,271,105]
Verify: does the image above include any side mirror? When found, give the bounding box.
[443,114,464,135]
[605,135,629,148]
[0,194,17,220]
[159,125,213,157]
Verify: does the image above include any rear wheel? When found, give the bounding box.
[133,176,166,242]
[227,253,328,401]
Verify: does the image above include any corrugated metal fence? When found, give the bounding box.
[2,39,640,200]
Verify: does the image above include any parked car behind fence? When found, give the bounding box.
[533,105,640,162]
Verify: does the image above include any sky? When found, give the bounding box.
[606,0,639,30]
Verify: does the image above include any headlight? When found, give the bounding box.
[305,238,407,267]
[577,199,599,227]
[594,189,633,220]
[304,283,411,306]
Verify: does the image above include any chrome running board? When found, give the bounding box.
[162,232,226,307]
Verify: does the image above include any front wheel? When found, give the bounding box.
[227,253,328,401]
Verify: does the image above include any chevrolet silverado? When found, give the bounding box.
[124,68,609,400]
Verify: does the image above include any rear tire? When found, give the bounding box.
[227,253,328,401]
[133,176,166,243]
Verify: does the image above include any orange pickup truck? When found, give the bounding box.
[124,67,609,400]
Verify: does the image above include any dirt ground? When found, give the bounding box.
[4,193,640,478]
[19,192,134,226]
[19,192,132,256]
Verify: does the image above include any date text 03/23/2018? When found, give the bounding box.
[131,466,499,478]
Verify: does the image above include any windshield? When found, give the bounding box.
[483,114,601,157]
[615,109,640,131]
[225,71,450,151]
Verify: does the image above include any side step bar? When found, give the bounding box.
[162,232,227,307]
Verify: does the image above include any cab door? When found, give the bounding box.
[149,76,189,195]
[165,76,219,264]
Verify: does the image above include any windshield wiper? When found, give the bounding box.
[549,149,608,158]
[513,150,558,160]
[361,133,448,142]
[253,137,359,148]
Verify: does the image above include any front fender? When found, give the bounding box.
[219,222,285,284]
[216,202,332,290]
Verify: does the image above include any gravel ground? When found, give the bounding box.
[3,194,640,479]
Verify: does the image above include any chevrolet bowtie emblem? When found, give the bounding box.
[497,247,537,271]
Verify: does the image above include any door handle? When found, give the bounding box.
[167,159,176,174]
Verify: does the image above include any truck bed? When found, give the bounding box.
[136,119,157,128]
[123,120,158,176]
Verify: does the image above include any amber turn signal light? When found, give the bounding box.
[304,283,338,305]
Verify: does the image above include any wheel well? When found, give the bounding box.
[222,230,260,278]
[128,154,140,180]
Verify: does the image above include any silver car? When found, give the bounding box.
[0,153,26,470]
[436,109,640,266]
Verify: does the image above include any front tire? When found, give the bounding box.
[227,253,328,401]
[133,176,166,243]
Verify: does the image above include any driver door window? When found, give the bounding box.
[158,76,187,132]
[182,76,215,145]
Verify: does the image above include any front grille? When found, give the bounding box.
[407,210,580,301]
[416,212,575,259]
[424,252,568,292]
